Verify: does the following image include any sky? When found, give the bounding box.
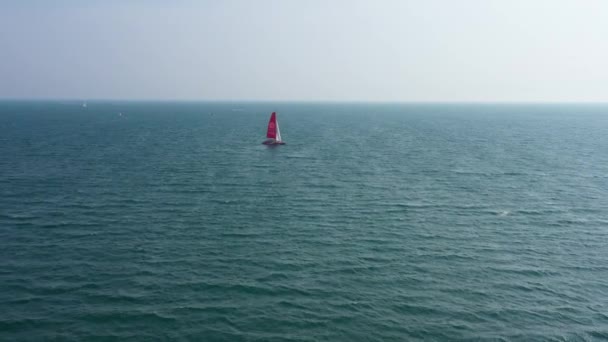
[0,0,607,102]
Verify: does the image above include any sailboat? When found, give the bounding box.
[262,112,286,145]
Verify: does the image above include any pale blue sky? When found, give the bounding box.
[1,0,606,101]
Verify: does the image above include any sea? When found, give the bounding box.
[1,101,608,341]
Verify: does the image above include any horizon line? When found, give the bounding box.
[1,98,608,105]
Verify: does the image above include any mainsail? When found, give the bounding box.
[267,112,277,139]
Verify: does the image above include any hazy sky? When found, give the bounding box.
[1,0,607,101]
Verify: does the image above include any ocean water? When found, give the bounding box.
[1,101,608,341]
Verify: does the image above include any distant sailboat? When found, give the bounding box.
[262,112,286,145]
[82,101,87,108]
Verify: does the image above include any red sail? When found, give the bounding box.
[266,112,277,139]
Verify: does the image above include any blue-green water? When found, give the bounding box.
[1,101,608,341]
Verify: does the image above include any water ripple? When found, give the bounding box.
[2,102,608,340]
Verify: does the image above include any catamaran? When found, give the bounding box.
[262,112,286,145]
